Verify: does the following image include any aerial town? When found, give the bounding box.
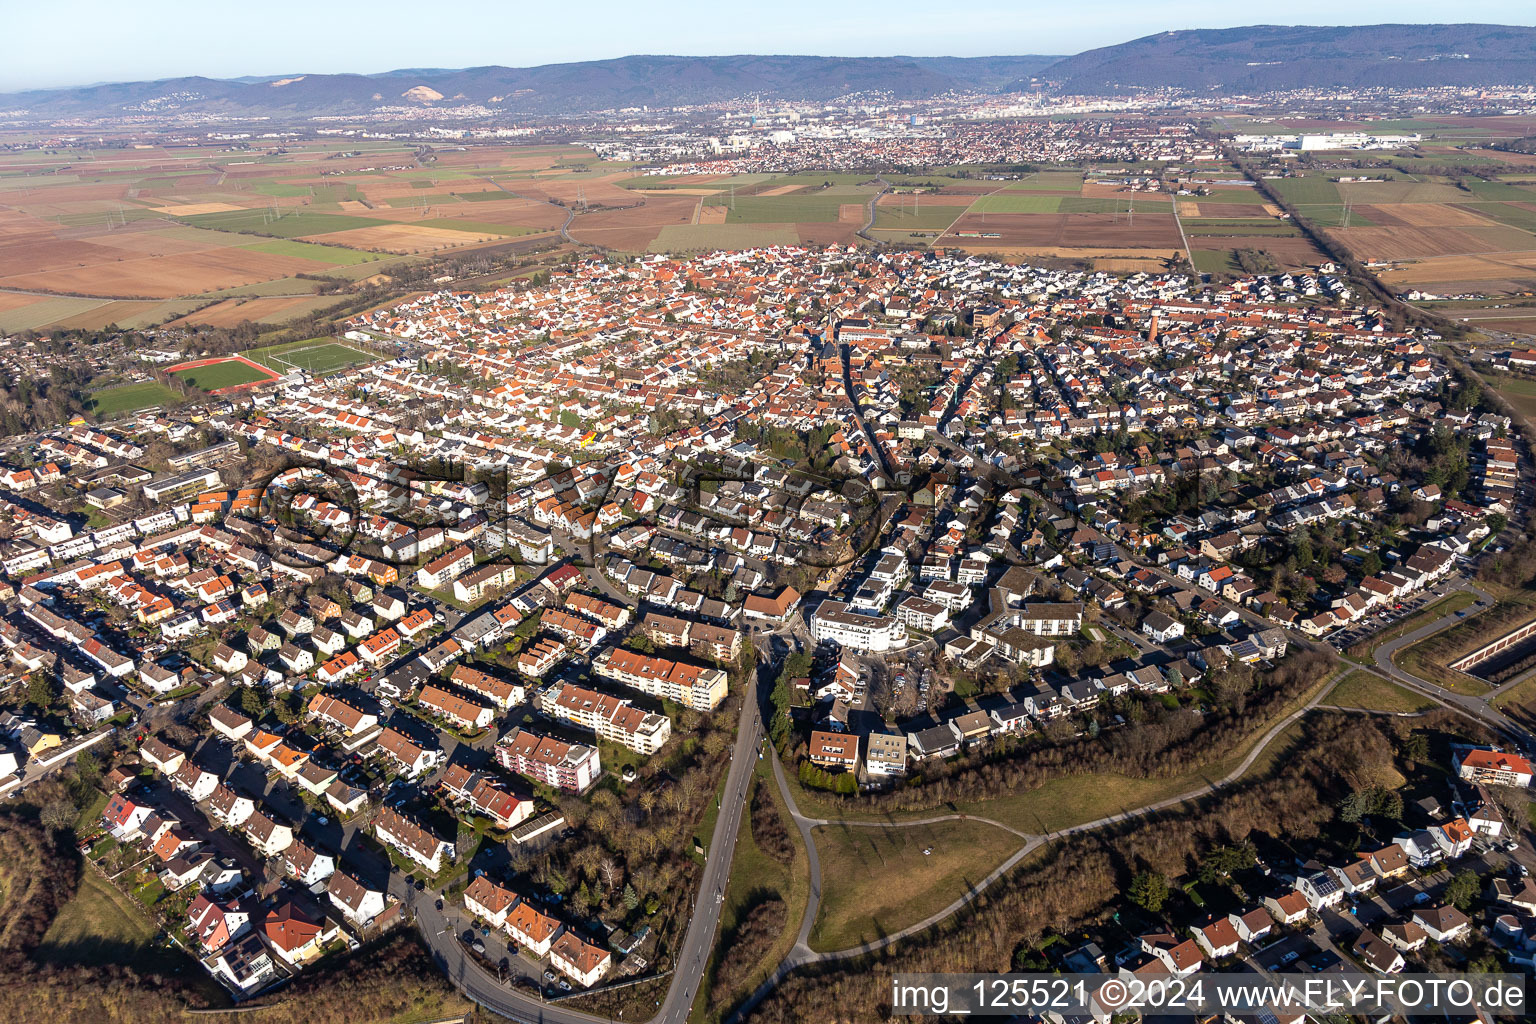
[0,232,1531,1018]
[4,11,1536,1024]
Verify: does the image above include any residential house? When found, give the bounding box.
[327,870,388,928]
[549,930,612,988]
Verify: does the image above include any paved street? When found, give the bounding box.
[411,660,765,1024]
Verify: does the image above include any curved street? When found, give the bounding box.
[1366,583,1532,746]
[725,664,1354,1023]
[855,174,890,243]
[482,175,581,246]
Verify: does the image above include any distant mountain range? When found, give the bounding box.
[1039,23,1536,93]
[3,24,1535,121]
[0,55,1061,120]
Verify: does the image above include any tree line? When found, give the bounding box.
[797,648,1335,817]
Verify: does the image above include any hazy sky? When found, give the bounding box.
[7,1,1535,91]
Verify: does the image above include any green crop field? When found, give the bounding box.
[884,174,993,190]
[245,340,378,375]
[239,239,379,265]
[1270,176,1341,205]
[174,208,382,237]
[969,193,1169,214]
[617,173,773,192]
[308,182,361,204]
[83,380,180,416]
[1192,249,1243,273]
[1389,153,1501,172]
[55,207,164,228]
[170,359,274,390]
[873,205,968,230]
[970,194,1065,213]
[1003,171,1085,191]
[1296,204,1377,228]
[1464,203,1536,233]
[249,181,314,197]
[754,172,878,189]
[702,195,851,223]
[1462,179,1536,202]
[1336,181,1470,204]
[0,296,112,332]
[383,194,461,208]
[648,223,800,252]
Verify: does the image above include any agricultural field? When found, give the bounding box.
[970,194,1168,214]
[165,294,345,328]
[1001,170,1087,191]
[758,168,1252,266]
[1268,168,1536,296]
[872,196,970,232]
[1487,373,1536,421]
[0,138,586,328]
[237,238,381,265]
[1446,312,1536,340]
[647,224,801,253]
[570,194,700,249]
[173,207,381,237]
[548,174,888,251]
[942,211,1184,250]
[701,193,862,224]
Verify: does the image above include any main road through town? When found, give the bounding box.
[409,671,766,1024]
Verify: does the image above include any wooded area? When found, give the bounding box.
[812,647,1336,815]
[743,710,1445,1023]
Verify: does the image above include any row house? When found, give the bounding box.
[535,682,672,755]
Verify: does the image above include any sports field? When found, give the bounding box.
[83,380,181,416]
[244,339,379,375]
[168,355,281,391]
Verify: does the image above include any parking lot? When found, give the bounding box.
[1327,576,1482,651]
